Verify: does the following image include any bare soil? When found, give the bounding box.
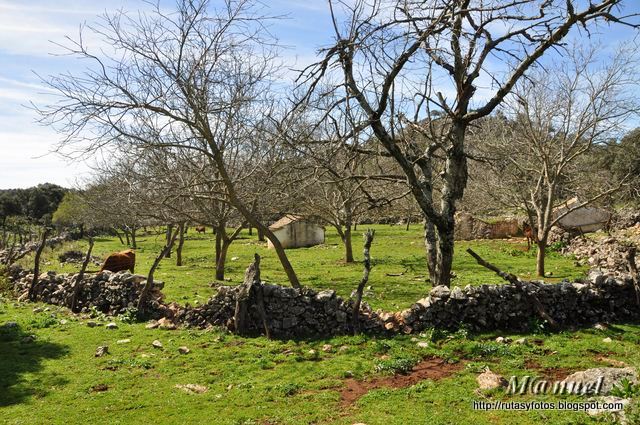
[339,357,463,406]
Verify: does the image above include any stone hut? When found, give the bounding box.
[454,212,520,240]
[267,215,325,249]
[553,198,611,233]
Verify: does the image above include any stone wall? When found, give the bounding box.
[393,271,639,333]
[454,212,521,240]
[173,285,382,337]
[0,232,73,264]
[8,266,164,316]
[5,249,640,338]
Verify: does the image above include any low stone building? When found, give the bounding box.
[267,214,325,249]
[553,198,611,233]
[454,212,520,240]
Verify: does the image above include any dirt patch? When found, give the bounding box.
[90,384,109,392]
[595,355,627,368]
[340,357,463,406]
[524,360,574,381]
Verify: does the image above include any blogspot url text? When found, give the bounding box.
[472,400,624,412]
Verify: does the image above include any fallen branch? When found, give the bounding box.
[466,248,558,330]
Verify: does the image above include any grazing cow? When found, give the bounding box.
[522,222,537,250]
[195,225,206,234]
[100,249,136,273]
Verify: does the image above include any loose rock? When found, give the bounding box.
[95,346,109,357]
[477,368,507,390]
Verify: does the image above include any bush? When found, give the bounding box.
[468,342,513,358]
[374,356,418,375]
[611,378,640,398]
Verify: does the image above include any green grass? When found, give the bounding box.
[2,225,620,424]
[1,299,638,424]
[17,224,587,311]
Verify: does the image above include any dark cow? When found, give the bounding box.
[100,249,136,273]
[195,225,206,234]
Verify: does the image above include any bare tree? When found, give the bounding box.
[473,44,638,276]
[300,0,638,287]
[37,0,301,288]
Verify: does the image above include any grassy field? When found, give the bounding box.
[3,225,634,425]
[16,224,587,311]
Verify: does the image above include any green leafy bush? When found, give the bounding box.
[374,356,418,375]
[611,378,640,398]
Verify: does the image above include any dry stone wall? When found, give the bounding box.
[8,265,164,316]
[4,242,640,338]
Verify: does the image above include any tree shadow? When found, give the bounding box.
[0,322,69,407]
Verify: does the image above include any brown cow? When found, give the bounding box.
[195,225,206,234]
[100,249,136,273]
[522,222,537,250]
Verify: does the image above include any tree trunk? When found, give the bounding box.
[113,228,124,245]
[216,240,230,280]
[424,220,438,283]
[353,229,375,334]
[79,223,84,239]
[215,225,223,264]
[536,239,547,277]
[248,226,253,236]
[165,225,173,258]
[28,228,50,301]
[124,230,130,246]
[70,238,94,312]
[137,228,179,317]
[406,217,410,231]
[130,228,137,249]
[176,222,185,266]
[344,223,354,263]
[435,222,455,287]
[257,227,265,242]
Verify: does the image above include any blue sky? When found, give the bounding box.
[0,0,638,189]
[0,0,335,189]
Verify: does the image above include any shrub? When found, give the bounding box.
[468,342,513,358]
[611,378,640,398]
[374,356,418,375]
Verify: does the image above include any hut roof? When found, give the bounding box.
[268,214,306,230]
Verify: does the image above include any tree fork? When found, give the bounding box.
[352,229,375,334]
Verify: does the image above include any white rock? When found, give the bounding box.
[105,322,118,330]
[178,346,190,354]
[175,384,208,394]
[477,368,507,390]
[117,339,131,344]
[95,346,109,357]
[152,340,163,349]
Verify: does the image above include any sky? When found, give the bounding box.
[0,0,335,189]
[0,0,638,190]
